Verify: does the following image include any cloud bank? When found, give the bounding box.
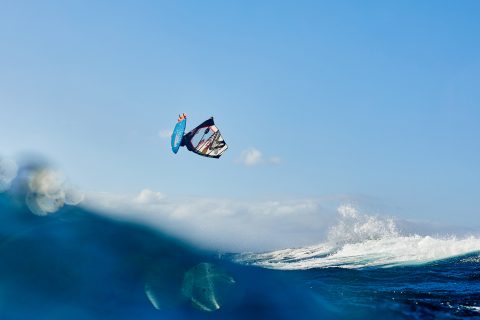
[84,190,479,253]
[84,190,334,252]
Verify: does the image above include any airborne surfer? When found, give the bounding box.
[171,114,228,158]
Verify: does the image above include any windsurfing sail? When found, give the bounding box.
[181,117,228,158]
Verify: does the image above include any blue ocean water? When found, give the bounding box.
[0,169,479,319]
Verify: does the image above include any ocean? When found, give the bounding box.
[0,169,479,319]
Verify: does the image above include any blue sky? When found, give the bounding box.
[1,1,479,225]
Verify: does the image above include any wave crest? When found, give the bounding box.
[328,204,398,245]
[235,205,480,269]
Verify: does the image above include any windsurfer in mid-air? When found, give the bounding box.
[171,114,228,158]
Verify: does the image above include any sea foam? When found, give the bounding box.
[235,205,480,269]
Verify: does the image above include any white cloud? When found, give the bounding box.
[240,148,262,166]
[237,148,280,167]
[134,188,165,204]
[158,129,172,139]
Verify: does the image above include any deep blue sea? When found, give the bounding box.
[1,172,479,319]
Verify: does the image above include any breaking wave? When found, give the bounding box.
[235,205,480,269]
